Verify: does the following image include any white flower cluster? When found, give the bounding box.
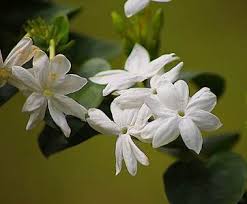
[88,44,222,176]
[1,0,222,176]
[1,37,88,137]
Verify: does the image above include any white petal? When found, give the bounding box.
[102,74,142,96]
[124,44,150,74]
[150,74,161,89]
[54,74,87,95]
[90,70,128,85]
[187,110,222,131]
[141,118,164,140]
[186,87,217,113]
[124,0,150,17]
[145,95,175,117]
[4,37,35,67]
[115,136,123,175]
[114,88,152,109]
[156,81,180,110]
[48,99,71,137]
[122,134,137,176]
[22,93,45,112]
[87,108,121,135]
[111,101,138,128]
[53,94,87,121]
[174,80,189,111]
[145,53,178,78]
[128,104,152,138]
[33,50,49,70]
[12,66,41,91]
[134,104,152,128]
[128,136,149,166]
[179,118,203,154]
[152,116,179,148]
[159,62,183,84]
[26,101,47,130]
[50,54,71,75]
[0,50,3,65]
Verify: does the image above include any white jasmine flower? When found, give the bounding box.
[114,62,183,109]
[87,102,151,176]
[0,37,37,88]
[142,80,222,154]
[125,0,171,18]
[90,43,178,96]
[12,50,87,137]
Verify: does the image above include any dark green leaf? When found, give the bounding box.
[0,84,17,106]
[164,152,247,204]
[181,72,225,98]
[35,4,81,20]
[71,58,111,109]
[66,33,122,66]
[39,122,97,157]
[39,98,112,157]
[52,15,69,46]
[160,133,240,159]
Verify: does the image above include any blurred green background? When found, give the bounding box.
[0,0,247,203]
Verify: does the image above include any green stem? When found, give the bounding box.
[49,39,56,59]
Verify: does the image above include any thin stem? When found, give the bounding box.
[49,39,56,59]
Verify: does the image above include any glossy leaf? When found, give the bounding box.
[66,33,122,66]
[0,85,18,106]
[160,133,240,159]
[71,58,111,109]
[164,152,247,204]
[181,72,225,98]
[39,121,97,157]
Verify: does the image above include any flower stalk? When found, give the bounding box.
[49,39,56,59]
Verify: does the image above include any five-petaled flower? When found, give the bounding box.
[90,43,178,96]
[87,101,151,176]
[12,50,87,137]
[0,37,37,89]
[124,0,171,17]
[142,80,222,154]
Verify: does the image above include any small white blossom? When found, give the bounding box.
[90,43,177,96]
[0,37,37,88]
[12,50,87,137]
[87,101,151,176]
[142,80,222,154]
[125,0,171,18]
[114,62,183,109]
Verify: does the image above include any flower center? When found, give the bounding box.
[121,127,128,134]
[0,68,10,80]
[43,89,53,97]
[48,72,58,81]
[178,111,185,117]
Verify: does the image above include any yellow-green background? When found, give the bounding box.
[0,0,247,203]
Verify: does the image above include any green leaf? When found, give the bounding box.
[52,15,69,46]
[38,98,112,157]
[71,58,111,109]
[164,152,247,204]
[66,33,122,66]
[39,121,97,158]
[35,4,81,20]
[160,133,240,159]
[181,72,225,98]
[0,85,18,106]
